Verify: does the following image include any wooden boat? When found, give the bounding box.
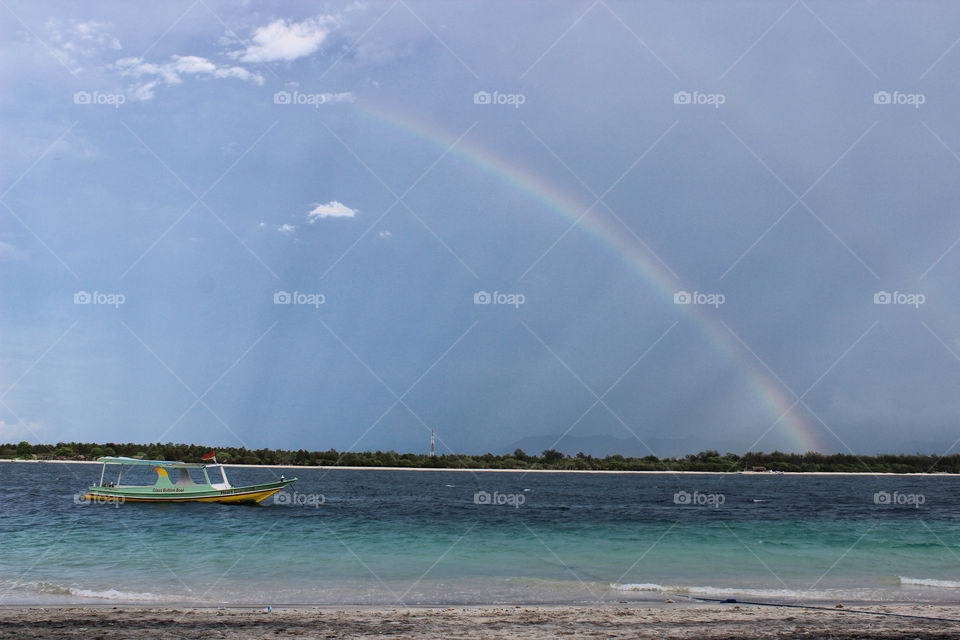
[82,456,296,503]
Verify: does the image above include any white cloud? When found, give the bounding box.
[278,223,297,234]
[115,57,179,84]
[172,55,216,74]
[378,230,392,238]
[128,80,161,102]
[0,240,28,261]
[213,66,261,82]
[46,19,121,72]
[114,55,264,101]
[235,15,338,63]
[307,201,357,221]
[76,13,350,101]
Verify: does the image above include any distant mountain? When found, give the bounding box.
[495,433,700,458]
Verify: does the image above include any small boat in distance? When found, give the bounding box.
[83,456,296,504]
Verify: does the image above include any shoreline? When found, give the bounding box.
[1,603,958,639]
[1,458,955,476]
[0,597,953,610]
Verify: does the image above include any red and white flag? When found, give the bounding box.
[201,452,217,461]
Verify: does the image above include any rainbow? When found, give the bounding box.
[355,101,826,453]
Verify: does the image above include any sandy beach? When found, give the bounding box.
[2,603,959,639]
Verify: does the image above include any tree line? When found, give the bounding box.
[2,441,959,473]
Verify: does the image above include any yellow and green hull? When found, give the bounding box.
[84,479,296,504]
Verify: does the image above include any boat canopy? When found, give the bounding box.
[95,456,212,468]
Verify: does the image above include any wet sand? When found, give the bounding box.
[2,603,959,639]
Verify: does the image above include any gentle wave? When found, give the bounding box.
[30,582,72,596]
[611,582,668,592]
[611,583,838,600]
[899,576,960,589]
[70,588,169,601]
[10,581,171,602]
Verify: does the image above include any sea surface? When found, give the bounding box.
[1,462,959,606]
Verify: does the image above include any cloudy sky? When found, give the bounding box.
[3,1,960,457]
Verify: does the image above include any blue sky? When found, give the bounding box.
[3,1,960,456]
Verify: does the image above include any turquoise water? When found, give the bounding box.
[1,462,959,605]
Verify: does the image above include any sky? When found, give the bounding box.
[3,1,960,457]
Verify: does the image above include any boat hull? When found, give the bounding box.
[83,479,296,504]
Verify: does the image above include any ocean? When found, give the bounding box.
[1,462,959,606]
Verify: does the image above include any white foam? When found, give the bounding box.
[612,582,670,592]
[70,587,169,601]
[684,586,833,599]
[11,581,171,602]
[899,576,960,589]
[611,583,837,600]
[31,582,72,596]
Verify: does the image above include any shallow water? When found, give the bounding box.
[1,462,959,605]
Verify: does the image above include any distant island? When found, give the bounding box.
[2,441,959,473]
